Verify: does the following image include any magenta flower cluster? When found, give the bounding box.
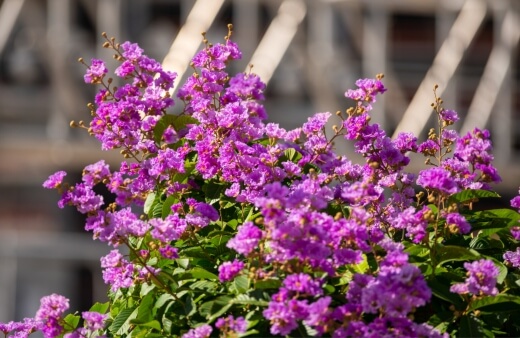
[17,30,518,338]
[450,259,500,296]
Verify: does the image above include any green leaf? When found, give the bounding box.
[109,307,137,335]
[234,274,250,294]
[428,278,464,309]
[135,292,155,323]
[231,294,269,306]
[449,189,501,204]
[469,237,504,250]
[191,280,219,292]
[470,208,520,234]
[144,192,156,215]
[179,267,218,280]
[303,323,318,336]
[162,195,178,218]
[63,313,80,330]
[89,301,110,314]
[255,278,281,289]
[155,294,175,309]
[283,148,302,163]
[490,258,508,285]
[202,180,227,200]
[208,303,233,322]
[153,114,198,143]
[138,320,162,331]
[435,245,480,266]
[151,200,164,219]
[469,294,520,313]
[459,314,486,338]
[351,254,369,274]
[199,296,233,320]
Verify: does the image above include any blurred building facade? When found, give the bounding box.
[0,0,518,322]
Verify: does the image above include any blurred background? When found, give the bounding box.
[0,0,519,323]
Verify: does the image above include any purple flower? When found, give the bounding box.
[345,78,386,103]
[504,247,520,268]
[303,296,332,330]
[43,171,67,189]
[511,226,520,241]
[265,123,287,139]
[227,222,264,256]
[511,195,520,209]
[218,259,244,282]
[162,126,178,144]
[82,311,107,331]
[35,294,70,338]
[450,259,499,296]
[181,324,213,338]
[115,60,135,77]
[120,41,144,60]
[149,214,187,243]
[417,139,440,156]
[445,212,471,234]
[283,273,323,296]
[263,299,303,336]
[84,59,108,84]
[440,109,459,124]
[302,112,331,135]
[82,160,110,186]
[100,250,135,292]
[442,129,458,143]
[59,182,104,213]
[394,132,418,152]
[0,318,39,337]
[159,245,179,259]
[417,167,459,195]
[215,315,247,334]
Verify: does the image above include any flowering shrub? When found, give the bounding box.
[3,26,520,337]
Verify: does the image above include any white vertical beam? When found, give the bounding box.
[0,233,18,322]
[233,0,259,69]
[306,2,347,153]
[246,0,306,85]
[47,0,71,141]
[436,2,458,114]
[460,4,519,164]
[97,0,122,72]
[162,0,226,93]
[0,0,25,57]
[363,5,388,128]
[392,0,487,138]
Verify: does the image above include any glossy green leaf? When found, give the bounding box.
[138,320,162,331]
[178,267,218,281]
[155,294,175,309]
[470,209,520,234]
[202,180,227,200]
[255,278,281,289]
[63,313,80,330]
[109,307,137,335]
[428,278,464,309]
[234,274,250,294]
[135,292,155,323]
[351,254,369,274]
[469,294,520,313]
[153,114,198,143]
[89,301,110,314]
[144,192,156,215]
[460,315,486,338]
[231,294,269,306]
[199,296,233,319]
[435,245,480,266]
[449,189,501,205]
